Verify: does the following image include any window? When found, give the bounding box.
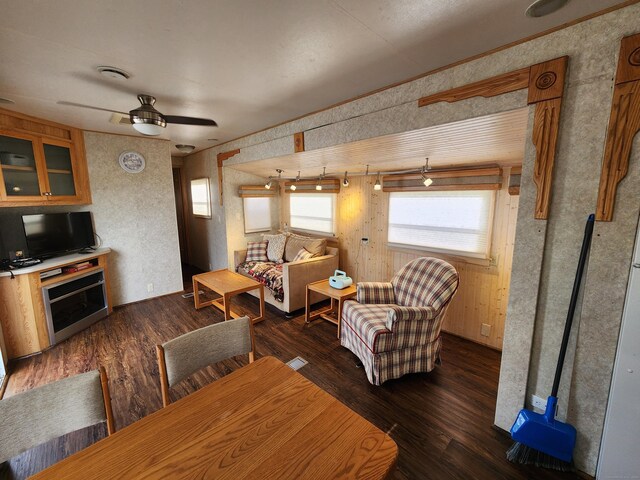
[190,178,211,218]
[388,190,494,258]
[289,193,336,235]
[243,197,272,233]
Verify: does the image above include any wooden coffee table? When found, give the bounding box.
[193,269,265,323]
[305,279,357,339]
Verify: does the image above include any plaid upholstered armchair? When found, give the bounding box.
[340,257,459,385]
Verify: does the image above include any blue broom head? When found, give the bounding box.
[510,396,576,463]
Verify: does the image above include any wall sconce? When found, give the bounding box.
[422,158,433,187]
[291,171,300,191]
[374,171,382,191]
[342,171,349,187]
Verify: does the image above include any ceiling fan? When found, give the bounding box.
[58,94,217,136]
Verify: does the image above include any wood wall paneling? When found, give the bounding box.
[328,171,519,350]
[596,33,640,221]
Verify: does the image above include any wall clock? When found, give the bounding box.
[118,151,146,173]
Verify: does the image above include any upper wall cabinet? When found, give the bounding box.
[0,108,91,207]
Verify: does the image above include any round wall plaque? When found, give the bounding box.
[118,151,146,173]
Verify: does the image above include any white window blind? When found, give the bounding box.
[243,197,272,233]
[289,193,336,235]
[190,178,211,218]
[388,190,494,258]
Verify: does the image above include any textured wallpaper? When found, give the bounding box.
[82,132,183,305]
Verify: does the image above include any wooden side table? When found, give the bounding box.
[305,279,357,339]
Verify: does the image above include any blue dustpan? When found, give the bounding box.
[511,395,576,462]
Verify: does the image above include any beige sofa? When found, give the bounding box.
[233,246,339,314]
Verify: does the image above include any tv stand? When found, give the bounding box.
[0,248,112,359]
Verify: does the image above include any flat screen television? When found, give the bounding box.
[22,212,95,259]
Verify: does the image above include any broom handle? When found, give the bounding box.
[551,214,595,397]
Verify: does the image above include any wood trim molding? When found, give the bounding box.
[294,132,305,152]
[596,33,640,221]
[418,56,567,219]
[530,98,562,218]
[284,178,340,193]
[238,185,277,198]
[418,68,529,107]
[528,57,568,219]
[216,149,240,205]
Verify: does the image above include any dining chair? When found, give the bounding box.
[0,367,115,464]
[156,316,255,407]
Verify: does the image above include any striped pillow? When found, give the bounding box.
[246,241,269,262]
[292,248,314,262]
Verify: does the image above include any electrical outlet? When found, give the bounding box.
[531,394,546,412]
[480,323,491,337]
[361,237,369,245]
[147,283,154,293]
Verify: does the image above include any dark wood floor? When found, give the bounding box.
[1,267,581,480]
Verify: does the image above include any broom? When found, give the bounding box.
[507,214,595,471]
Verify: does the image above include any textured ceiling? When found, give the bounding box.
[0,0,627,155]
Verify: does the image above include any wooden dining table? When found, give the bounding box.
[31,356,398,479]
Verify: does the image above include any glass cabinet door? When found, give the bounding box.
[43,143,76,196]
[0,134,42,197]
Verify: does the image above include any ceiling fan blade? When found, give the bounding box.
[57,101,129,116]
[164,115,218,127]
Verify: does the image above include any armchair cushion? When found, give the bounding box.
[357,282,396,304]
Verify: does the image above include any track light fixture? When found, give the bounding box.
[316,167,326,191]
[290,171,300,191]
[422,158,433,187]
[374,172,382,191]
[266,168,283,189]
[342,171,349,187]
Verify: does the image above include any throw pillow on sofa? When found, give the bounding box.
[246,241,269,262]
[263,233,287,262]
[292,247,314,262]
[284,234,327,262]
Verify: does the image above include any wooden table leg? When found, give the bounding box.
[337,297,344,339]
[223,293,231,320]
[193,277,201,309]
[257,285,265,323]
[305,285,311,323]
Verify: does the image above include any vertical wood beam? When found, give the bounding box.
[294,132,305,152]
[596,33,640,221]
[216,149,240,206]
[527,56,568,220]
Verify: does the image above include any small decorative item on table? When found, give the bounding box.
[305,278,357,339]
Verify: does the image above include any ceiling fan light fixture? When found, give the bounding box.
[132,122,164,136]
[525,0,569,18]
[175,144,195,154]
[96,65,131,80]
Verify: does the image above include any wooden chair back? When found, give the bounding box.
[0,367,115,463]
[156,316,255,407]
